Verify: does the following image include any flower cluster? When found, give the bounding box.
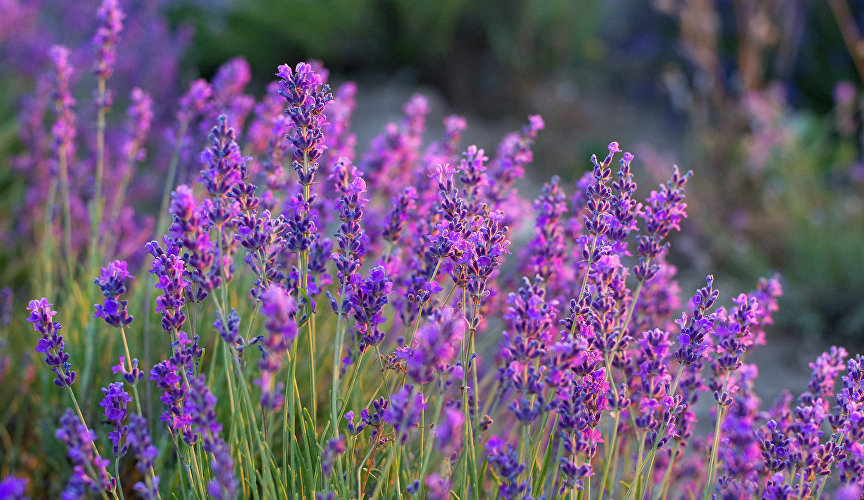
[93,260,134,327]
[6,45,864,500]
[26,298,75,387]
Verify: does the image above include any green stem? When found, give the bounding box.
[656,441,681,500]
[702,371,732,500]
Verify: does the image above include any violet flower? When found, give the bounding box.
[323,81,358,166]
[330,163,367,295]
[55,408,114,496]
[184,374,238,500]
[423,474,451,500]
[673,276,719,365]
[199,115,250,285]
[111,356,143,385]
[381,186,417,248]
[49,45,76,165]
[0,476,28,500]
[93,260,134,327]
[634,165,691,282]
[321,437,346,479]
[406,307,466,385]
[145,239,190,333]
[361,94,427,200]
[348,266,392,354]
[277,62,332,257]
[383,385,427,443]
[484,115,544,221]
[92,0,124,83]
[26,298,75,387]
[168,184,217,300]
[257,284,297,410]
[99,382,131,456]
[150,332,203,446]
[127,414,160,500]
[524,176,569,286]
[485,436,528,499]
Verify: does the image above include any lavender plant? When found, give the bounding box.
[0,3,863,499]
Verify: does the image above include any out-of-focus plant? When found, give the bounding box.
[0,0,192,287]
[168,0,607,110]
[647,0,864,342]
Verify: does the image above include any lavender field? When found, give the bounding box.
[2,1,864,499]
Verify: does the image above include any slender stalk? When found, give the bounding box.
[656,441,682,500]
[40,179,58,297]
[701,405,726,500]
[622,365,685,500]
[57,136,74,277]
[90,76,108,268]
[701,370,732,500]
[65,386,115,500]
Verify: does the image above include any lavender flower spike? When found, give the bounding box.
[127,414,160,500]
[257,284,298,410]
[0,476,29,500]
[55,409,114,496]
[94,260,134,327]
[99,382,132,456]
[26,298,76,387]
[92,0,124,82]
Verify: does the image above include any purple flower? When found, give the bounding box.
[92,0,124,83]
[424,474,451,500]
[145,240,190,333]
[348,266,392,353]
[55,409,114,495]
[49,44,76,172]
[236,208,288,299]
[808,346,848,402]
[323,81,358,166]
[673,276,719,365]
[120,87,152,164]
[524,176,569,285]
[634,166,691,281]
[93,260,134,327]
[406,307,465,385]
[127,414,159,500]
[99,382,131,456]
[321,437,346,479]
[168,185,218,301]
[111,355,143,384]
[484,115,544,216]
[485,436,528,499]
[184,375,238,500]
[361,94,427,199]
[382,186,417,247]
[26,298,75,387]
[0,476,29,500]
[435,407,464,456]
[759,420,791,472]
[150,332,203,446]
[277,62,332,258]
[257,284,297,410]
[383,385,427,443]
[199,115,248,220]
[330,162,367,292]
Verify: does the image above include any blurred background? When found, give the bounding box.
[3,0,864,397]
